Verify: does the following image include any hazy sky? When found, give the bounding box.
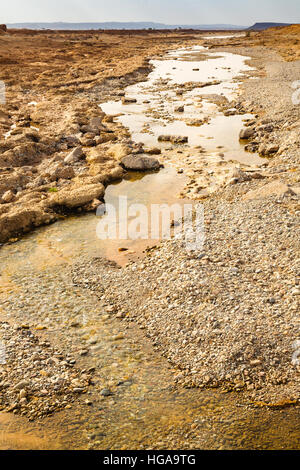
[1,0,299,25]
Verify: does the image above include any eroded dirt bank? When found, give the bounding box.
[0,27,299,449]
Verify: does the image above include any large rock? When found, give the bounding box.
[64,147,84,164]
[49,184,105,209]
[239,128,255,140]
[121,155,161,171]
[0,25,7,33]
[0,207,53,243]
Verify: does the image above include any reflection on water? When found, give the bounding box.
[101,46,262,166]
[0,168,187,270]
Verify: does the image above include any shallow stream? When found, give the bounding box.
[0,40,299,450]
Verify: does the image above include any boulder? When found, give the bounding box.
[0,207,53,243]
[158,135,171,142]
[186,119,206,127]
[121,155,161,171]
[239,128,255,140]
[49,184,105,209]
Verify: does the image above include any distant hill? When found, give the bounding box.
[248,22,292,31]
[7,22,246,31]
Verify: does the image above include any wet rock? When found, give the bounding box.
[49,183,105,209]
[0,207,53,243]
[121,155,161,171]
[122,97,137,104]
[244,142,259,152]
[83,198,102,212]
[109,166,125,181]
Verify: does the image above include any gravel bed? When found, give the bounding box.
[73,189,299,403]
[0,322,94,420]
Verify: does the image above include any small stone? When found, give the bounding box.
[100,389,113,397]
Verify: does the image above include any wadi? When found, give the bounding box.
[0,21,299,450]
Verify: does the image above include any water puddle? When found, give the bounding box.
[101,45,263,199]
[202,34,246,40]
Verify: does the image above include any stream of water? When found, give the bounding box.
[0,41,299,450]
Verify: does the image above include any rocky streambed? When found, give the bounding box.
[0,35,299,449]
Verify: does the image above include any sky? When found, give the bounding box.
[1,0,299,26]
